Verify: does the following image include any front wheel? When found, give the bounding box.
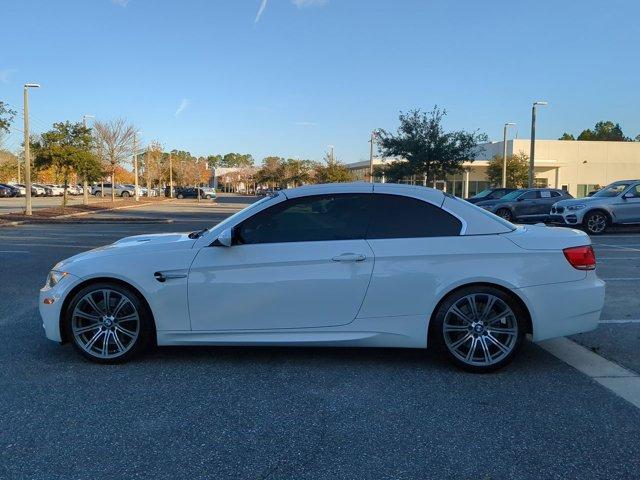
[583,211,608,235]
[177,193,184,199]
[431,286,526,373]
[121,191,130,198]
[94,191,101,196]
[64,283,153,364]
[495,208,513,222]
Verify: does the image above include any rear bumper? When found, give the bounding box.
[517,273,605,341]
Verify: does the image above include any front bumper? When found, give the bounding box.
[518,273,605,342]
[39,273,81,343]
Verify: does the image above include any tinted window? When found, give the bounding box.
[520,191,540,200]
[550,190,562,197]
[367,194,461,239]
[237,194,371,244]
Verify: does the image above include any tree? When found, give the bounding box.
[93,119,137,201]
[282,158,315,187]
[0,101,16,136]
[558,133,575,140]
[486,152,530,188]
[206,154,223,170]
[254,156,285,188]
[314,153,354,183]
[221,153,254,168]
[577,121,630,141]
[376,107,487,183]
[0,149,19,182]
[31,121,102,206]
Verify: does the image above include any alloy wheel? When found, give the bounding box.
[586,213,607,234]
[496,209,513,221]
[443,293,518,368]
[71,289,140,359]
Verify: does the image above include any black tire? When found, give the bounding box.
[94,191,101,196]
[205,194,211,199]
[430,286,526,373]
[121,191,130,198]
[583,210,609,235]
[177,193,184,199]
[63,282,154,364]
[495,208,514,222]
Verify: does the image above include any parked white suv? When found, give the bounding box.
[91,183,136,198]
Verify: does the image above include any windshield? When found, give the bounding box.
[593,183,631,197]
[499,190,524,201]
[203,195,277,236]
[470,188,493,199]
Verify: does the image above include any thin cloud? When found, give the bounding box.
[174,98,190,117]
[0,68,16,84]
[255,0,268,23]
[111,0,130,6]
[291,0,328,7]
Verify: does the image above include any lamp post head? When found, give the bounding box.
[533,101,548,107]
[24,83,41,89]
[505,122,516,127]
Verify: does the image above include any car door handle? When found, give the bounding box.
[154,271,188,283]
[332,253,366,262]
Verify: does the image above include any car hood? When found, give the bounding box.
[553,197,602,207]
[475,198,511,208]
[54,232,197,271]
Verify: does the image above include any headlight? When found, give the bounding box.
[566,204,587,211]
[46,270,69,288]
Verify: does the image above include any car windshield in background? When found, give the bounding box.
[499,190,524,201]
[593,183,631,197]
[471,189,493,199]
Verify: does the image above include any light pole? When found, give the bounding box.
[168,152,173,198]
[132,133,139,202]
[529,101,548,188]
[502,122,516,188]
[82,115,94,205]
[368,131,376,183]
[23,83,41,216]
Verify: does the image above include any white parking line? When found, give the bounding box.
[0,250,29,253]
[599,319,640,324]
[593,243,640,252]
[597,257,640,260]
[539,337,640,409]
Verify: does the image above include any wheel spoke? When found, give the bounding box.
[485,333,510,354]
[112,330,126,352]
[479,336,491,363]
[450,333,472,350]
[480,296,497,321]
[117,313,138,323]
[102,290,111,314]
[84,329,104,351]
[487,326,517,336]
[101,330,111,356]
[112,296,128,318]
[449,305,473,324]
[444,324,468,332]
[74,310,101,322]
[74,323,101,335]
[115,324,136,338]
[465,337,479,361]
[466,295,479,319]
[83,294,105,316]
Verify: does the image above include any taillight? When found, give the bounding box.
[563,245,596,270]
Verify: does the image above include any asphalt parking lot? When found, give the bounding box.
[2,198,640,479]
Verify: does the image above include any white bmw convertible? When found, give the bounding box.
[40,183,605,372]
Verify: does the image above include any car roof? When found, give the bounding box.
[282,182,446,204]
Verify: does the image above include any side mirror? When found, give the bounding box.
[213,227,233,247]
[622,193,631,200]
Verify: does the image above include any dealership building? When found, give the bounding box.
[347,139,640,198]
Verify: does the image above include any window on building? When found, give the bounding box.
[577,184,600,198]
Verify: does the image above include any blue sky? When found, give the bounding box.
[1,0,639,163]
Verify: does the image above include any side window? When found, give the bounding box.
[237,194,372,244]
[628,185,640,198]
[550,191,562,197]
[540,190,552,198]
[367,194,462,239]
[520,191,540,200]
[489,190,504,199]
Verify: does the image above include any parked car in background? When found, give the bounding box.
[476,188,573,222]
[167,186,216,199]
[16,183,44,197]
[550,179,640,234]
[91,183,135,198]
[6,184,25,196]
[465,187,517,204]
[0,184,13,197]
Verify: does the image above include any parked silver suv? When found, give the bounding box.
[91,183,136,198]
[550,179,640,234]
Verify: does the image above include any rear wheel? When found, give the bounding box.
[583,210,608,235]
[495,208,513,222]
[64,283,153,364]
[121,191,130,198]
[431,286,526,373]
[94,191,101,196]
[177,193,184,199]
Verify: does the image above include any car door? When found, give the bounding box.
[614,185,640,223]
[188,192,375,331]
[513,190,540,218]
[533,190,558,216]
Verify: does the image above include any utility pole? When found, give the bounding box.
[133,133,139,202]
[23,83,40,216]
[369,131,375,183]
[82,115,94,205]
[502,123,516,188]
[169,152,173,198]
[146,146,151,198]
[529,101,547,188]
